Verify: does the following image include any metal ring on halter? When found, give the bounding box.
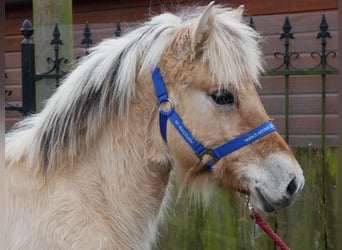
[159,98,174,116]
[198,148,218,166]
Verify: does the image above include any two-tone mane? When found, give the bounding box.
[6,5,261,174]
[5,3,304,249]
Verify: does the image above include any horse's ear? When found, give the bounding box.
[191,1,215,55]
[232,5,245,20]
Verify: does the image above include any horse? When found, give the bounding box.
[5,2,304,249]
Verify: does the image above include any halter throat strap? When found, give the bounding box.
[151,68,276,170]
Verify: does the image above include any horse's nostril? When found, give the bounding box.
[286,177,297,196]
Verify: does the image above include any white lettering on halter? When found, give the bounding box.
[244,123,273,143]
[174,119,195,145]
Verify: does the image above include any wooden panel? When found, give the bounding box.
[5,52,21,68]
[6,0,338,26]
[71,0,337,17]
[250,10,338,35]
[72,23,120,47]
[228,0,338,15]
[271,114,338,134]
[5,18,32,36]
[5,2,32,19]
[5,85,22,102]
[288,134,338,147]
[5,35,23,53]
[4,6,339,146]
[74,48,86,59]
[260,93,338,115]
[72,0,338,25]
[269,113,338,146]
[5,109,23,118]
[73,0,193,14]
[73,7,154,24]
[73,2,164,25]
[5,69,22,85]
[259,75,338,95]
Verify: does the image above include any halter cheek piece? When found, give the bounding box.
[151,68,276,170]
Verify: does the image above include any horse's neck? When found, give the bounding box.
[6,78,173,249]
[68,79,172,246]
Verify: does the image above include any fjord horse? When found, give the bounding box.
[5,3,304,249]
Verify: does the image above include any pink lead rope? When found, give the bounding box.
[245,195,291,250]
[251,210,291,250]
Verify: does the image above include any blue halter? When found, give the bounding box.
[151,68,276,170]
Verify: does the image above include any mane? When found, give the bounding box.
[5,5,263,173]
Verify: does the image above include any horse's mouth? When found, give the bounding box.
[255,188,292,213]
[239,188,292,213]
[255,188,276,212]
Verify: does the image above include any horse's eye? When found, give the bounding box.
[210,89,234,105]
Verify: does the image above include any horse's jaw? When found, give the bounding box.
[242,152,305,213]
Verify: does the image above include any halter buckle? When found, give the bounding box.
[198,148,218,167]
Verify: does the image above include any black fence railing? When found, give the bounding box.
[5,19,121,116]
[5,15,337,141]
[248,15,337,148]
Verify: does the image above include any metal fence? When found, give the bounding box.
[5,19,121,116]
[252,15,338,148]
[5,15,338,142]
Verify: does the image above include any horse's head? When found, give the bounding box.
[155,3,304,212]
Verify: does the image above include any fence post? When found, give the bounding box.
[115,22,121,37]
[20,19,36,116]
[280,17,294,144]
[81,22,92,55]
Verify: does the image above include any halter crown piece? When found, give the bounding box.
[151,68,277,170]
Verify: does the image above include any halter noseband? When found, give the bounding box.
[151,68,276,170]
